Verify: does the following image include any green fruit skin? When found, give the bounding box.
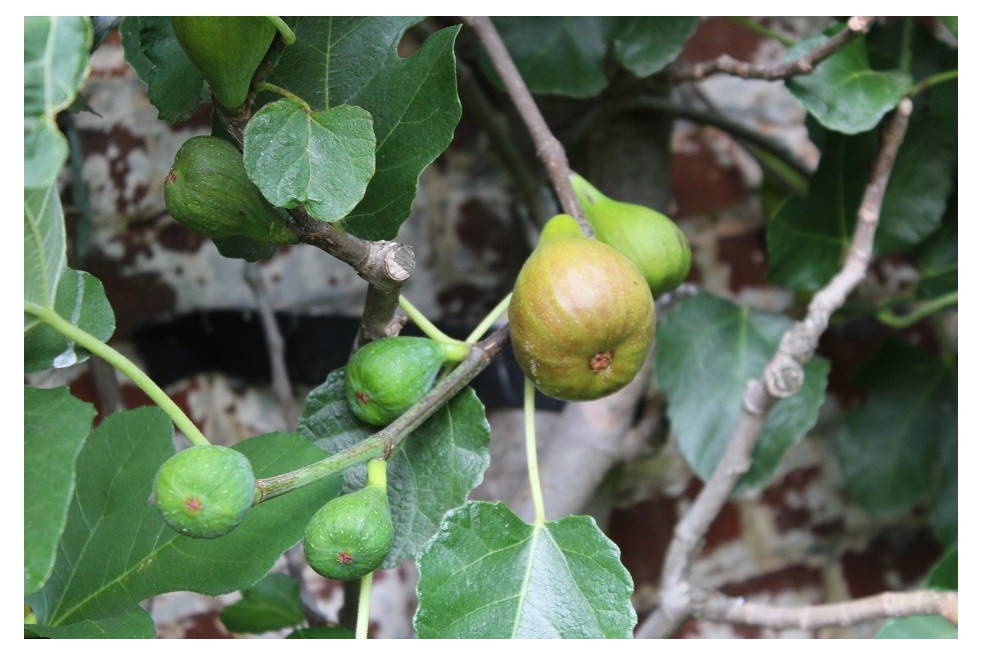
[303,486,394,581]
[345,337,447,426]
[572,175,692,296]
[171,17,276,110]
[153,445,257,539]
[165,136,298,244]
[509,223,655,401]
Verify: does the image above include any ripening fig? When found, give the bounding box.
[153,445,257,539]
[345,337,465,426]
[303,485,394,580]
[508,214,655,401]
[171,17,276,110]
[571,174,691,297]
[165,136,298,244]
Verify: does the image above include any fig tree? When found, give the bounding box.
[508,214,655,401]
[153,445,257,539]
[571,174,691,297]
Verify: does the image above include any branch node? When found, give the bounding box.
[742,379,768,415]
[764,356,804,398]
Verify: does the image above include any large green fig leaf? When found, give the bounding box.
[265,18,461,239]
[786,28,912,135]
[27,408,341,627]
[414,501,636,638]
[24,387,95,595]
[25,607,155,639]
[612,17,700,77]
[134,17,205,122]
[928,548,957,591]
[831,342,955,516]
[219,573,304,634]
[298,369,491,568]
[243,99,375,222]
[479,18,616,98]
[24,186,115,373]
[655,293,829,491]
[119,17,152,82]
[24,16,92,189]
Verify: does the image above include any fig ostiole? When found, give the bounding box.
[345,336,461,426]
[171,17,276,111]
[165,136,298,245]
[303,459,394,581]
[509,214,655,401]
[571,173,692,297]
[153,445,258,539]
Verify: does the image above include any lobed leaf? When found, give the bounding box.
[655,293,829,491]
[414,501,636,638]
[24,387,96,594]
[135,17,205,123]
[25,607,155,639]
[220,573,304,634]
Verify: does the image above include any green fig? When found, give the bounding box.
[165,136,298,244]
[571,174,691,297]
[171,17,276,110]
[303,461,394,580]
[345,337,463,426]
[509,214,655,401]
[153,445,257,539]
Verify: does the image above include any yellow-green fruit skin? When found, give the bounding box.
[171,17,276,110]
[572,175,691,296]
[165,136,297,244]
[509,220,655,401]
[304,487,394,581]
[345,337,447,426]
[153,446,257,539]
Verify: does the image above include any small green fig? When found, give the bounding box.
[171,17,276,110]
[346,337,457,426]
[571,174,691,297]
[165,136,298,244]
[509,214,655,401]
[304,486,394,581]
[153,445,257,539]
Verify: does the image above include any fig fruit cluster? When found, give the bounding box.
[171,17,276,110]
[509,214,655,401]
[164,136,298,245]
[153,445,257,539]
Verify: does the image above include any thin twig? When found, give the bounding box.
[638,98,914,639]
[463,17,589,234]
[672,16,874,83]
[243,263,299,430]
[212,31,415,350]
[694,590,958,630]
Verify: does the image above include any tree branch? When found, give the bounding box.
[462,16,589,234]
[244,263,299,429]
[672,16,874,83]
[212,32,415,350]
[638,98,914,639]
[694,590,958,630]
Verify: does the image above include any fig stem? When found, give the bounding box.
[398,294,465,348]
[877,291,957,329]
[523,377,547,525]
[465,292,512,344]
[366,458,387,491]
[264,16,295,45]
[355,571,373,639]
[254,83,311,112]
[24,302,211,448]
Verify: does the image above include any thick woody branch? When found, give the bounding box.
[213,35,414,349]
[673,16,874,83]
[695,590,958,630]
[638,98,913,639]
[463,17,589,234]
